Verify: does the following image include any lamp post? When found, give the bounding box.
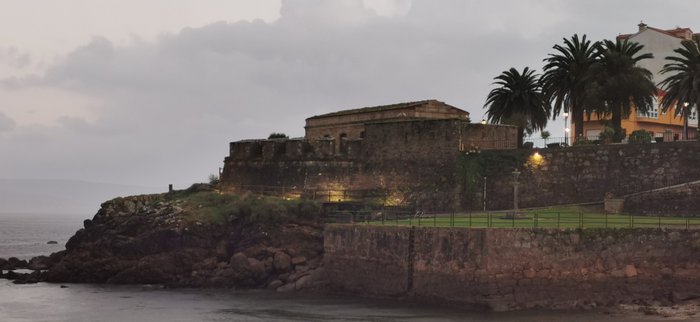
[512,169,521,211]
[683,102,690,140]
[563,112,570,146]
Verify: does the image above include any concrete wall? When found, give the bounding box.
[324,225,700,311]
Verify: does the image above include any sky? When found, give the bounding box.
[1,0,700,192]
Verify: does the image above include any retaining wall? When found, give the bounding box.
[324,225,700,311]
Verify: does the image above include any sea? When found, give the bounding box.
[0,213,671,322]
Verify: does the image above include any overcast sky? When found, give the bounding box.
[2,0,700,189]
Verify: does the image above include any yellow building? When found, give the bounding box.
[575,23,698,142]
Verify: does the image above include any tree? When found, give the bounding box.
[268,133,289,139]
[542,34,601,139]
[659,39,700,140]
[484,67,549,146]
[588,39,656,142]
[540,130,551,145]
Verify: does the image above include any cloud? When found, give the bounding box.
[0,46,31,69]
[2,0,700,187]
[0,112,15,132]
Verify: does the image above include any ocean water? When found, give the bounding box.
[0,213,86,259]
[0,214,668,321]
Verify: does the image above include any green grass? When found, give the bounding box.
[330,204,700,229]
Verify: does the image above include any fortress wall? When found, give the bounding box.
[324,225,700,311]
[477,140,700,210]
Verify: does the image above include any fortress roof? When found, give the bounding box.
[306,99,467,120]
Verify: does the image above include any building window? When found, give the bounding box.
[637,100,658,118]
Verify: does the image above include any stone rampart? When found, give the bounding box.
[324,225,700,311]
[476,141,700,210]
[222,121,516,209]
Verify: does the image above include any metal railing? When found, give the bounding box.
[326,210,700,229]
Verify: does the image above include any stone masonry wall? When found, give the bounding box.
[223,120,517,209]
[324,225,700,311]
[624,182,700,216]
[479,141,700,210]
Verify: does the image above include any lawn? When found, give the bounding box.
[328,204,700,229]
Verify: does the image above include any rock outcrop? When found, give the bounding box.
[2,187,326,291]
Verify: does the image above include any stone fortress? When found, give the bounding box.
[221,100,518,209]
[221,99,700,213]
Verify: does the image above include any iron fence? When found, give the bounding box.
[325,210,700,230]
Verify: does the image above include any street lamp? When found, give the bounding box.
[683,102,690,140]
[563,112,570,145]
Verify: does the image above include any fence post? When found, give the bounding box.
[578,212,582,229]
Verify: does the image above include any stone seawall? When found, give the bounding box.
[324,225,700,311]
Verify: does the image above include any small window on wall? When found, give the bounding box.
[586,129,601,140]
[360,131,365,139]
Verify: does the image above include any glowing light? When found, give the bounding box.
[480,119,487,125]
[564,127,570,133]
[527,151,545,168]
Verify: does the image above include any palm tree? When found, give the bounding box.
[484,67,550,146]
[588,39,656,142]
[542,34,600,139]
[659,39,700,140]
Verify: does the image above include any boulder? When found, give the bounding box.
[291,256,306,266]
[28,256,51,271]
[273,251,292,272]
[295,275,312,290]
[229,253,249,269]
[267,280,283,290]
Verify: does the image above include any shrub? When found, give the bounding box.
[268,133,289,139]
[628,129,652,144]
[598,127,615,144]
[208,174,220,185]
[573,135,594,146]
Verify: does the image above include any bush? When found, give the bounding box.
[268,133,289,139]
[598,127,615,144]
[208,174,220,185]
[573,135,594,146]
[628,129,652,144]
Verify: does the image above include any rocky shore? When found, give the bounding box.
[1,184,326,292]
